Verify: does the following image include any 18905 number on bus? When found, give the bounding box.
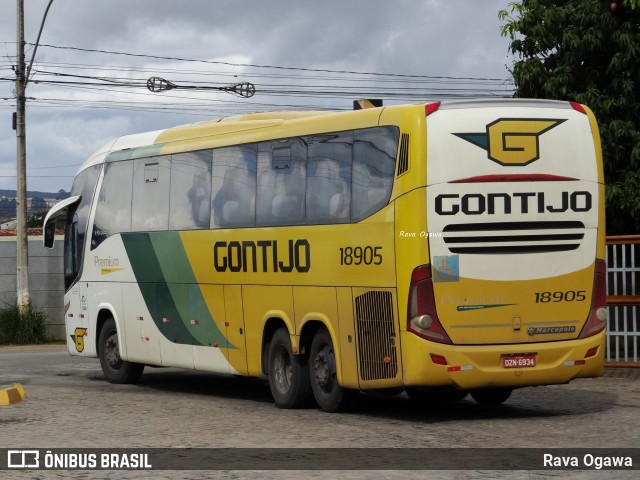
[534,290,587,303]
[339,246,382,265]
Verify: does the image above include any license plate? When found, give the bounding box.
[502,354,536,369]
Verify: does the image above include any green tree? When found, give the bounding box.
[499,0,640,234]
[27,210,47,228]
[56,189,70,200]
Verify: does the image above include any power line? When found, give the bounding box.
[31,69,512,92]
[31,80,512,98]
[28,162,83,169]
[4,43,515,116]
[32,43,512,82]
[2,42,516,123]
[21,67,513,99]
[27,67,511,88]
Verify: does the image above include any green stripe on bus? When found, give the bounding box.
[122,232,235,349]
[150,232,234,349]
[149,231,196,284]
[121,232,165,283]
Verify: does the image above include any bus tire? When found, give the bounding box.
[98,317,144,384]
[267,328,311,409]
[309,327,358,413]
[470,387,512,406]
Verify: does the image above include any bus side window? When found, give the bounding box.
[132,157,170,231]
[211,145,257,228]
[169,150,212,230]
[92,160,133,248]
[256,139,306,226]
[306,132,352,224]
[352,127,399,221]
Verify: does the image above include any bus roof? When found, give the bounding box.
[75,108,362,173]
[74,99,579,174]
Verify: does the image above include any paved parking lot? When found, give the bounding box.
[1,344,639,479]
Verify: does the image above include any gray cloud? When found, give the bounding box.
[1,0,512,192]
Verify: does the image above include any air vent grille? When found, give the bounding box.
[396,133,409,176]
[355,291,398,381]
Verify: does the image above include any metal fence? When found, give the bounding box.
[606,236,640,364]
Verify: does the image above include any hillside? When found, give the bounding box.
[0,189,64,199]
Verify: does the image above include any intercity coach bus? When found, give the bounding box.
[44,99,606,412]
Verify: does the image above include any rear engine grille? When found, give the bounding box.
[442,221,585,254]
[354,291,398,381]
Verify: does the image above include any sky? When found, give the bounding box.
[0,0,515,194]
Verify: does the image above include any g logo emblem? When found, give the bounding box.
[71,327,88,352]
[454,118,566,166]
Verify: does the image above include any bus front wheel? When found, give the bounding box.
[98,317,144,384]
[309,328,358,412]
[267,328,311,409]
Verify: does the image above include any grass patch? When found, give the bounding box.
[0,304,49,345]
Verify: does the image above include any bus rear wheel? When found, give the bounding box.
[470,387,512,406]
[267,328,312,409]
[309,327,358,412]
[98,317,144,384]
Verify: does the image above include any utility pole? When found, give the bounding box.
[14,0,54,312]
[15,0,29,312]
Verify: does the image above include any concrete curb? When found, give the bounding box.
[0,383,26,406]
[0,343,66,351]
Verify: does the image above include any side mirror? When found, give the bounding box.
[41,195,81,249]
[44,220,56,248]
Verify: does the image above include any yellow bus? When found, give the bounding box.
[44,99,607,412]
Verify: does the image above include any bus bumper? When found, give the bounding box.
[401,330,605,390]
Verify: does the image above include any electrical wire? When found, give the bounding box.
[31,43,512,82]
[2,41,515,120]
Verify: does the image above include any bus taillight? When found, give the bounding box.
[425,102,441,116]
[407,264,452,344]
[570,101,587,114]
[579,259,608,339]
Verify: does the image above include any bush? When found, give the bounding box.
[0,304,49,345]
